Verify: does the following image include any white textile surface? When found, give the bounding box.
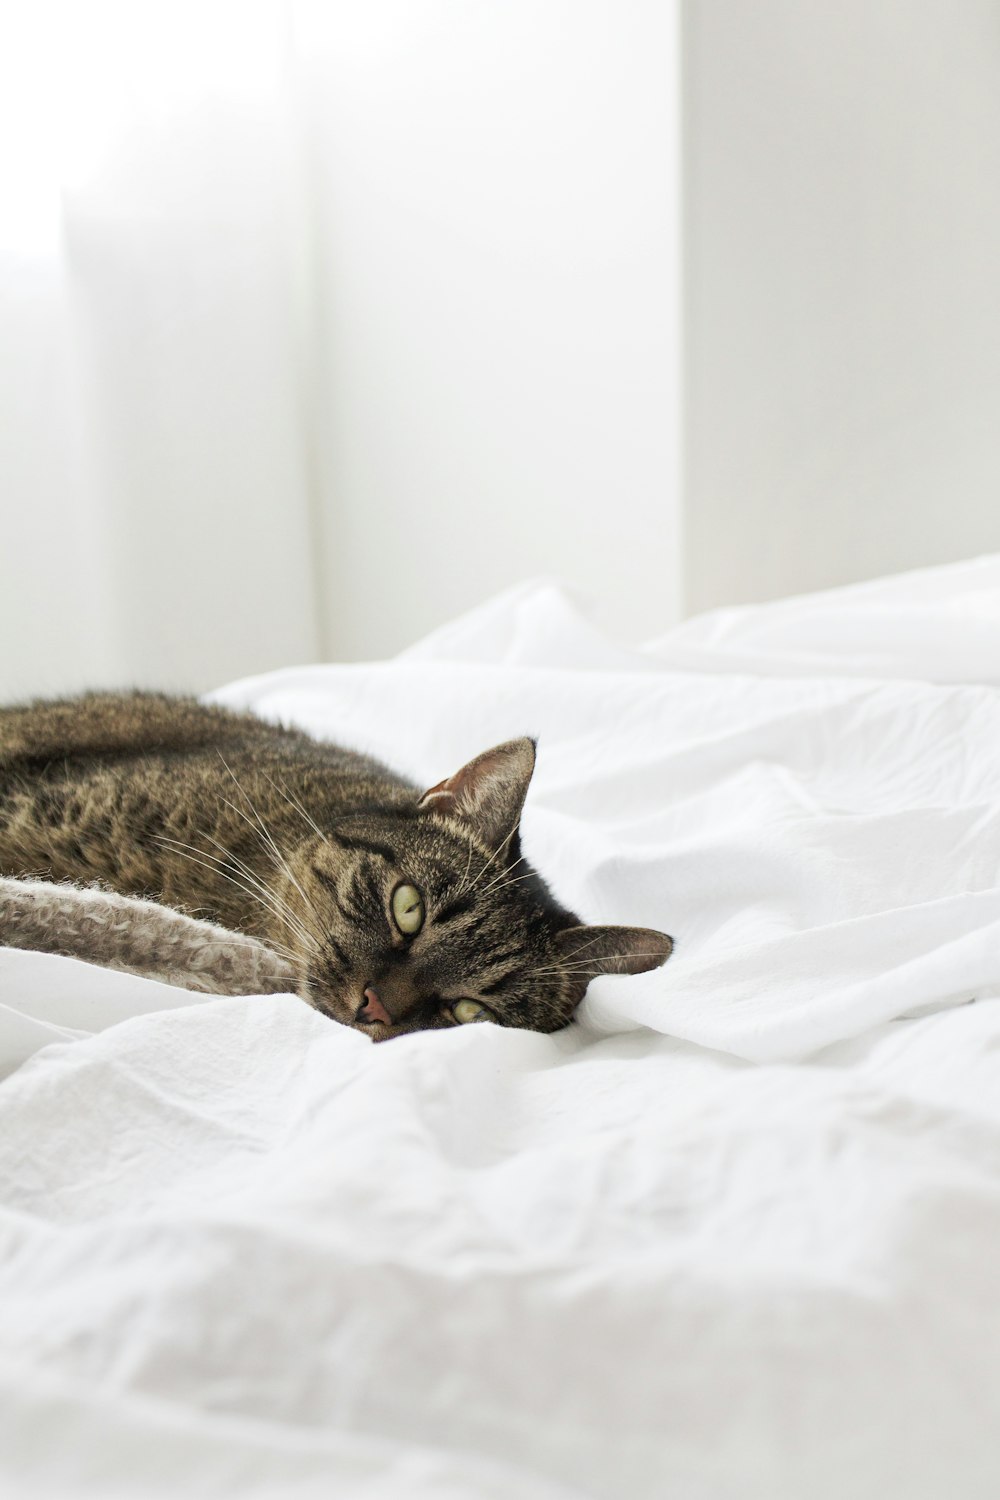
[3,557,1000,1497]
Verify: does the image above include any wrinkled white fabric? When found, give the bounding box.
[3,559,1000,1498]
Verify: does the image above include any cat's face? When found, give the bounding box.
[282,739,672,1040]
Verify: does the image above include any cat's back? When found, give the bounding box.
[0,690,414,904]
[0,689,406,791]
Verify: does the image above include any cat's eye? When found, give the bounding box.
[391,883,425,936]
[453,999,491,1024]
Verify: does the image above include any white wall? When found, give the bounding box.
[0,3,321,701]
[0,2,679,699]
[684,0,1000,614]
[294,0,680,658]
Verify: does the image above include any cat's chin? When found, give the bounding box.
[307,995,437,1043]
[360,1021,398,1043]
[301,985,354,1029]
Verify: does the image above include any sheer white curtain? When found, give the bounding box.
[0,1,320,698]
[0,1,679,698]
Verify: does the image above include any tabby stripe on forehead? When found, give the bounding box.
[435,893,475,924]
[481,971,515,997]
[360,865,384,909]
[482,947,523,969]
[311,864,356,922]
[328,830,398,864]
[338,864,386,919]
[310,864,365,918]
[325,935,350,970]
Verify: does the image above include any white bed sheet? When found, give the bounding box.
[3,557,1000,1498]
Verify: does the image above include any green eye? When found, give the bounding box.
[453,999,490,1024]
[391,883,424,936]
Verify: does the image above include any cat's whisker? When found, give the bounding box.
[238,921,302,968]
[561,929,625,957]
[528,953,671,978]
[216,798,327,954]
[153,839,293,940]
[188,826,293,912]
[191,828,322,955]
[226,798,324,934]
[477,858,519,893]
[260,941,301,968]
[529,928,643,974]
[263,772,331,848]
[216,783,301,890]
[479,865,535,900]
[154,834,319,956]
[462,816,521,897]
[242,932,301,969]
[459,836,475,897]
[152,838,313,954]
[214,754,329,945]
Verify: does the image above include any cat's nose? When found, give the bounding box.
[356,986,392,1026]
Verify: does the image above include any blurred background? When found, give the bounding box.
[1,1,998,699]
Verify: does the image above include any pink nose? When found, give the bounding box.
[357,986,392,1026]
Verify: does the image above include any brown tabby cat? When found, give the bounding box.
[0,693,672,1038]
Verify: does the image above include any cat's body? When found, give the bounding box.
[0,693,672,1037]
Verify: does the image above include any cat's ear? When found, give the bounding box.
[555,925,673,981]
[418,738,536,850]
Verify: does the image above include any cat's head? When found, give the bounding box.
[283,739,672,1039]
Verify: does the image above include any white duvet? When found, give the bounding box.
[3,557,1000,1498]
